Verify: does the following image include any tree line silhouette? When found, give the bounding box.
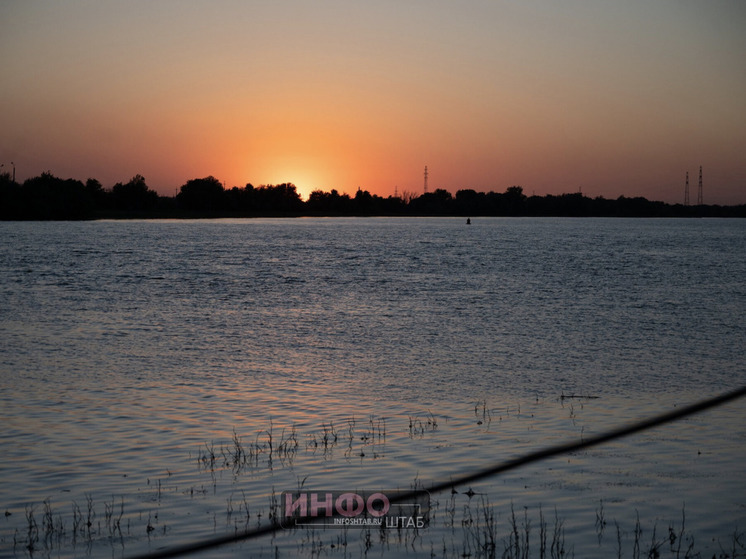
[1,171,744,219]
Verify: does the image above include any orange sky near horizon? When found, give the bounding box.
[1,1,745,205]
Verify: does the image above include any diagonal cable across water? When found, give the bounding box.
[127,384,746,559]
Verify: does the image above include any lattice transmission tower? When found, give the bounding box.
[697,166,703,205]
[684,171,690,206]
[424,165,429,194]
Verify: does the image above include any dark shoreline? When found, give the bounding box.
[8,205,746,220]
[2,172,744,220]
[6,207,746,221]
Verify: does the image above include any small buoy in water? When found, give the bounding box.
[466,218,471,225]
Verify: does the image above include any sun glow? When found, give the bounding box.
[289,180,314,202]
[3,2,744,205]
[249,156,331,202]
[254,169,314,202]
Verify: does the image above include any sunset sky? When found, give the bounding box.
[1,1,744,204]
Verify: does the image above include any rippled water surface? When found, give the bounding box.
[1,217,745,558]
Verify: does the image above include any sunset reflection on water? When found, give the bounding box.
[1,218,744,557]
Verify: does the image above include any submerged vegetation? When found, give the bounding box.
[2,171,745,220]
[10,492,745,558]
[4,400,744,558]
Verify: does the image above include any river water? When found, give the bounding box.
[1,217,744,558]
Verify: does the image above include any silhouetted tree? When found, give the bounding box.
[177,176,226,211]
[253,183,303,213]
[353,188,376,214]
[0,170,21,219]
[455,189,483,215]
[84,178,109,210]
[307,189,332,213]
[4,168,743,219]
[111,175,159,212]
[306,188,353,214]
[409,188,454,214]
[0,170,14,188]
[380,194,407,214]
[503,185,527,215]
[614,195,668,217]
[222,183,252,213]
[14,172,93,219]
